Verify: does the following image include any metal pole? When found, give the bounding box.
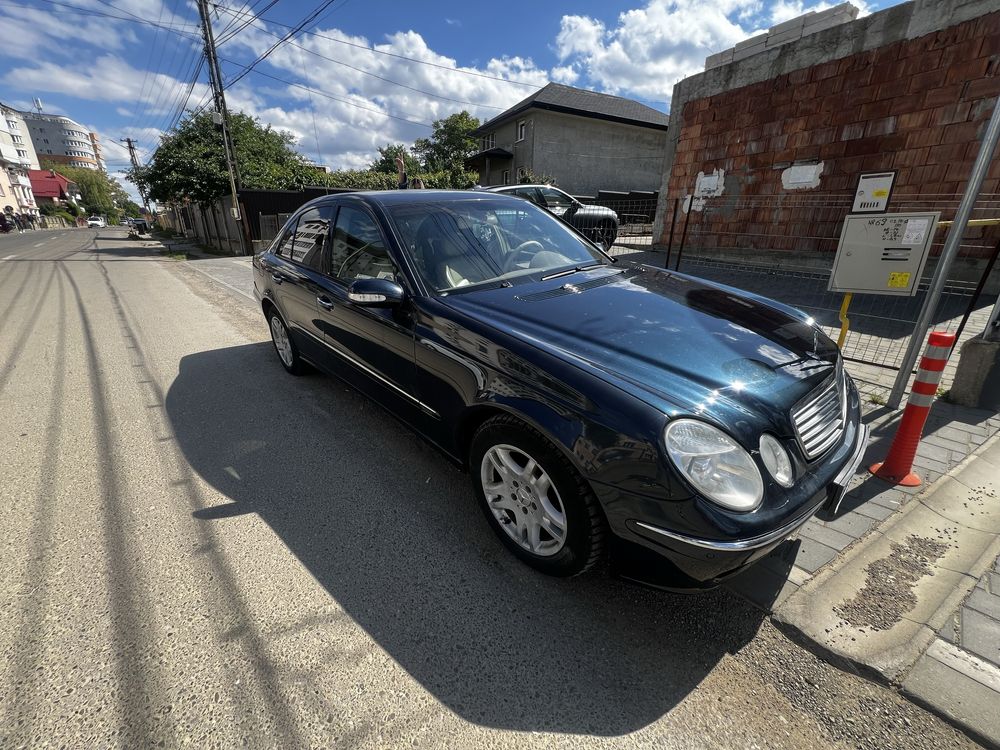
[675,197,692,272]
[197,0,245,255]
[888,98,1000,407]
[664,197,679,270]
[121,137,150,214]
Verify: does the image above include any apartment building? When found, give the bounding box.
[0,104,39,217]
[20,110,105,171]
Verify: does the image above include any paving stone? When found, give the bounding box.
[799,521,856,551]
[963,588,1000,621]
[922,434,971,455]
[868,488,906,510]
[788,538,838,574]
[939,611,960,644]
[961,608,1000,667]
[819,511,876,538]
[903,646,1000,746]
[850,501,895,522]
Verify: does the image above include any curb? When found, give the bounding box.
[772,431,1000,742]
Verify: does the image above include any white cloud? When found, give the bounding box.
[550,65,580,85]
[553,0,761,99]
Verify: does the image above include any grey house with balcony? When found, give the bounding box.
[467,83,669,196]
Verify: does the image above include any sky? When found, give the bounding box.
[0,0,905,203]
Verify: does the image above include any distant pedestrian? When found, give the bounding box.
[396,155,425,189]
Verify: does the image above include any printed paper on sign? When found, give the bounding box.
[902,218,929,245]
[887,272,911,289]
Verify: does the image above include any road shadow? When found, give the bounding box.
[165,342,771,736]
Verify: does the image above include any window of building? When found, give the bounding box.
[481,132,495,151]
[5,120,17,130]
[516,120,527,142]
[16,149,27,158]
[11,135,22,143]
[502,169,510,185]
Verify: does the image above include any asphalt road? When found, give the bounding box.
[0,229,982,749]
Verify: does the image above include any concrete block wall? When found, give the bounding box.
[706,3,859,70]
[659,3,1000,260]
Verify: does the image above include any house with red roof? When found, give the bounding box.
[28,169,82,209]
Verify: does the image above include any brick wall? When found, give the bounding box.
[660,11,1000,258]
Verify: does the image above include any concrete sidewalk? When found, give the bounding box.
[774,435,1000,747]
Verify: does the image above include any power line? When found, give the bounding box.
[5,0,201,35]
[213,5,543,89]
[221,0,339,91]
[222,63,434,128]
[215,6,502,111]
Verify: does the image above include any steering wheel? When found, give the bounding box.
[502,240,544,272]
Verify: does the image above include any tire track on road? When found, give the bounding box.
[0,264,56,399]
[0,258,37,323]
[58,262,171,747]
[3,269,68,747]
[93,258,309,748]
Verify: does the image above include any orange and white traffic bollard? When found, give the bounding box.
[869,331,957,487]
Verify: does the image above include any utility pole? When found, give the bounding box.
[197,0,246,254]
[120,137,150,215]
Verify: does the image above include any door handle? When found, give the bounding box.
[271,272,284,284]
[316,296,335,310]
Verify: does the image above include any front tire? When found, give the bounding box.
[470,415,606,576]
[266,308,306,375]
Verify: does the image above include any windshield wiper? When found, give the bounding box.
[541,263,608,281]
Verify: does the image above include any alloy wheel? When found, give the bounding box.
[270,315,294,367]
[480,444,567,556]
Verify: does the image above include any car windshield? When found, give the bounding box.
[385,197,609,294]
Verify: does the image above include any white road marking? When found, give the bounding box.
[33,241,46,247]
[2,254,16,260]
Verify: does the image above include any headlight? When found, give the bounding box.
[664,419,763,512]
[759,434,794,487]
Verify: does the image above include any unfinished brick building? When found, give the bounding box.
[653,0,1000,278]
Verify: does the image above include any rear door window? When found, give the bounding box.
[289,205,333,272]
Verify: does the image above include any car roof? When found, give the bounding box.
[300,189,530,211]
[484,185,558,191]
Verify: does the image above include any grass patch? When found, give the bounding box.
[867,392,887,405]
[159,249,189,260]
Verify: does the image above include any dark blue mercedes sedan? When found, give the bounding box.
[252,190,868,587]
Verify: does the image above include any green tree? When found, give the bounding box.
[42,160,122,220]
[411,111,480,188]
[368,143,419,177]
[131,111,318,206]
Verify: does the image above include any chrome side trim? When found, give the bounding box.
[298,328,440,417]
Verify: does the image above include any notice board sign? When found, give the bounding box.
[828,212,940,296]
[852,171,897,213]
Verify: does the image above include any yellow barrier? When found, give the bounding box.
[937,217,1000,228]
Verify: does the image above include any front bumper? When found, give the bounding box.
[600,419,870,587]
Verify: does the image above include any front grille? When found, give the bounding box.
[791,363,846,460]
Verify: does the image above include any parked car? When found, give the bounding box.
[87,216,106,228]
[484,184,619,248]
[253,191,868,587]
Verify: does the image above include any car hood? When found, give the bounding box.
[440,265,838,436]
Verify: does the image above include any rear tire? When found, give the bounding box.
[266,308,306,375]
[470,415,606,577]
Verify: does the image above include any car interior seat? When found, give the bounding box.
[414,215,496,290]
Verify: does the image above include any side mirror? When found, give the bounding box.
[347,277,405,307]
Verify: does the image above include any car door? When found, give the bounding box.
[312,203,422,415]
[264,204,334,364]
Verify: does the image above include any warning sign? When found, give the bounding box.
[887,272,911,289]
